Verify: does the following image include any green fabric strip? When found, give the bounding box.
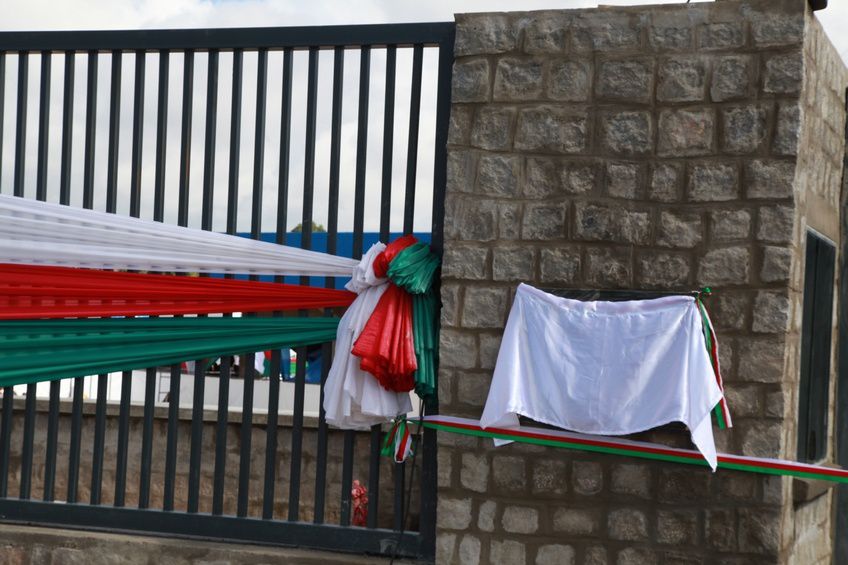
[0,316,339,387]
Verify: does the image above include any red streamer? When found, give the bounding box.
[0,263,355,319]
[372,235,417,278]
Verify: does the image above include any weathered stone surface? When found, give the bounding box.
[502,506,539,534]
[688,162,738,201]
[470,107,515,151]
[437,497,472,530]
[637,251,690,288]
[649,25,692,51]
[478,332,502,370]
[438,370,453,406]
[698,247,750,285]
[657,211,702,249]
[756,205,794,243]
[745,160,794,199]
[562,161,599,194]
[443,245,488,280]
[737,337,785,383]
[477,154,521,197]
[525,157,557,198]
[752,14,804,46]
[712,291,749,331]
[462,287,507,328]
[658,468,711,503]
[657,510,698,546]
[740,420,783,459]
[596,59,654,103]
[608,509,649,541]
[446,149,476,194]
[449,106,473,146]
[523,13,570,54]
[515,107,588,154]
[439,330,477,369]
[606,162,641,199]
[460,452,489,493]
[572,460,603,495]
[499,201,522,239]
[724,386,762,419]
[490,540,526,565]
[478,500,497,532]
[722,105,769,154]
[773,103,800,156]
[452,59,490,103]
[437,450,453,488]
[657,57,706,102]
[617,547,658,565]
[710,209,751,241]
[752,291,789,333]
[738,508,781,555]
[458,535,481,565]
[586,248,631,288]
[455,14,517,56]
[699,22,745,50]
[493,247,535,281]
[536,544,576,565]
[571,13,640,51]
[540,248,581,284]
[532,459,568,495]
[717,471,759,501]
[711,56,753,102]
[585,546,607,565]
[658,109,715,156]
[760,245,792,283]
[601,111,653,156]
[548,59,592,101]
[706,509,737,552]
[575,203,651,245]
[649,163,682,202]
[763,52,803,95]
[611,463,652,499]
[522,202,567,240]
[765,390,786,419]
[492,455,526,492]
[494,57,545,101]
[552,507,600,535]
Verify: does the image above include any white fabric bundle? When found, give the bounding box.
[481,284,722,469]
[323,243,412,429]
[0,195,358,276]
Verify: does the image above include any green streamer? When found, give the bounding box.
[0,316,339,387]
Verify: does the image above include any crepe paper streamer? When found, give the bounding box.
[0,263,355,320]
[387,242,441,295]
[420,415,848,484]
[381,416,413,463]
[0,195,358,276]
[0,316,339,387]
[696,293,732,429]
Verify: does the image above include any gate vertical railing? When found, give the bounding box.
[0,22,454,560]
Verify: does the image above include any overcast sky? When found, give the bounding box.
[0,0,845,235]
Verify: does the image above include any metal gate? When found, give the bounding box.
[0,22,454,560]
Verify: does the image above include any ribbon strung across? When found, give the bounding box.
[0,316,339,387]
[421,415,848,484]
[0,263,355,319]
[0,195,358,276]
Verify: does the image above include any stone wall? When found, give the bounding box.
[437,1,845,563]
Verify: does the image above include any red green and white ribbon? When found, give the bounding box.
[697,293,732,429]
[382,416,414,463]
[420,415,848,483]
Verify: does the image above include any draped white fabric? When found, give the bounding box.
[0,195,358,276]
[481,284,722,470]
[323,243,412,429]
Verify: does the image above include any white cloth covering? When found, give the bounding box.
[323,243,412,429]
[480,283,722,469]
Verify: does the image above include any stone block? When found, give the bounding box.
[452,59,490,103]
[722,105,768,154]
[494,57,545,101]
[773,104,800,156]
[477,154,521,197]
[711,291,749,331]
[752,14,804,46]
[470,107,515,151]
[605,162,641,199]
[763,52,803,95]
[552,507,600,535]
[562,161,599,194]
[439,330,478,369]
[717,470,759,501]
[637,251,690,289]
[490,540,526,565]
[611,463,652,499]
[765,389,786,419]
[745,160,794,199]
[586,247,631,288]
[657,57,707,102]
[710,209,751,241]
[456,371,491,408]
[752,291,789,333]
[525,157,557,198]
[438,370,454,406]
[608,508,649,541]
[658,467,711,503]
[493,247,535,281]
[536,544,576,565]
[706,509,737,551]
[493,455,526,492]
[461,287,507,328]
[499,201,522,239]
[523,13,570,54]
[585,547,608,565]
[455,14,517,56]
[548,59,592,101]
[756,205,794,244]
[658,109,715,156]
[601,111,653,156]
[440,283,459,327]
[478,500,497,532]
[688,162,738,201]
[760,245,791,283]
[649,25,693,51]
[460,453,489,493]
[596,59,654,103]
[502,506,539,534]
[446,149,476,194]
[571,13,641,51]
[657,211,703,249]
[649,163,682,202]
[657,510,698,546]
[436,533,457,564]
[616,547,658,565]
[445,196,497,241]
[443,245,488,280]
[437,450,453,488]
[540,248,582,285]
[739,421,782,458]
[478,332,502,370]
[711,56,753,102]
[532,458,568,495]
[515,106,588,154]
[437,497,472,530]
[575,203,651,245]
[737,337,785,383]
[698,22,745,50]
[449,106,473,146]
[698,246,750,285]
[458,535,481,565]
[522,202,567,240]
[738,508,780,555]
[572,460,603,495]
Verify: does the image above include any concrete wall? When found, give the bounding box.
[437,0,845,563]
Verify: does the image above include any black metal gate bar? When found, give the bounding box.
[13,52,27,198]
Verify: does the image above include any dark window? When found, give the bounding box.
[798,230,837,462]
